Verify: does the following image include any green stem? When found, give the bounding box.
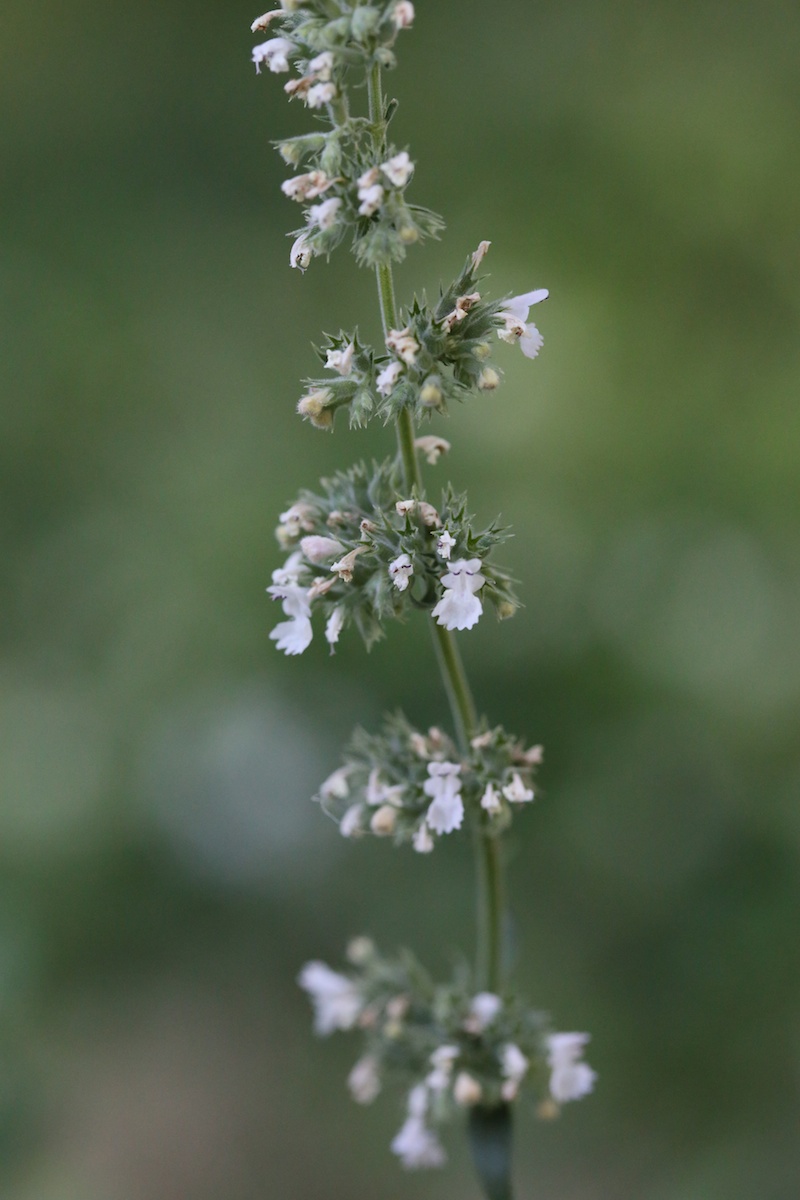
[368,60,510,1193]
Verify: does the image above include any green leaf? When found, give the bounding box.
[467,1104,514,1200]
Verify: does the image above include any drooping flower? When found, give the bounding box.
[431,558,486,631]
[385,326,419,364]
[390,1,415,31]
[381,150,414,187]
[339,803,363,838]
[376,360,403,396]
[251,11,283,34]
[320,765,351,800]
[480,782,502,813]
[306,81,337,109]
[412,822,434,853]
[391,1085,446,1170]
[348,1054,381,1104]
[502,772,534,803]
[307,50,334,81]
[267,580,313,655]
[389,553,414,591]
[289,233,313,271]
[298,961,363,1035]
[325,605,345,649]
[497,288,549,358]
[330,546,366,582]
[414,435,451,465]
[423,762,463,834]
[546,1032,597,1104]
[252,37,294,73]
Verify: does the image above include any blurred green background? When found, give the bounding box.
[2,1,799,1196]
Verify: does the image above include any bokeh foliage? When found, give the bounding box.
[1,1,799,1196]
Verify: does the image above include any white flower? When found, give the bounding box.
[281,170,333,201]
[414,435,451,465]
[502,772,534,803]
[270,550,305,586]
[250,11,283,33]
[391,1085,446,1170]
[348,1055,381,1104]
[453,1071,483,1107]
[330,546,366,582]
[435,530,456,560]
[252,37,294,73]
[431,558,486,631]
[339,803,363,838]
[325,342,355,375]
[307,196,341,230]
[480,782,502,813]
[358,182,384,216]
[471,239,491,271]
[320,765,351,800]
[426,1044,459,1091]
[497,288,549,358]
[386,327,419,364]
[325,605,345,649]
[546,1033,597,1104]
[381,150,414,187]
[267,580,313,655]
[376,360,403,396]
[423,762,463,835]
[298,961,362,1035]
[478,366,501,390]
[300,535,344,563]
[501,1043,529,1084]
[441,290,481,331]
[289,233,313,270]
[278,502,315,537]
[412,822,434,853]
[306,81,336,108]
[466,991,502,1031]
[307,50,334,80]
[391,1,415,30]
[389,553,414,591]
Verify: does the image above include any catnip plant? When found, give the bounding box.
[252,3,595,1196]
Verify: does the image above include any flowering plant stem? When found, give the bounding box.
[369,57,510,1193]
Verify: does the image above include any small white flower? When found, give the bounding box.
[330,546,366,582]
[417,501,441,528]
[546,1033,597,1104]
[298,961,362,1035]
[471,239,491,271]
[478,366,501,391]
[431,558,486,632]
[320,765,351,800]
[267,580,313,656]
[250,10,283,33]
[414,435,451,465]
[252,36,294,73]
[453,1072,483,1107]
[307,50,334,80]
[325,342,355,375]
[381,150,414,187]
[501,1043,530,1084]
[270,550,305,586]
[391,1,415,30]
[339,803,363,838]
[391,1085,446,1170]
[281,170,333,201]
[300,535,345,563]
[426,1044,459,1091]
[389,553,414,591]
[497,288,549,358]
[480,782,502,813]
[423,762,463,835]
[278,502,315,536]
[386,326,419,364]
[435,530,456,560]
[412,822,434,853]
[306,81,336,108]
[502,772,534,803]
[357,165,381,190]
[467,991,502,1031]
[289,233,313,271]
[376,360,403,396]
[441,291,481,332]
[358,182,385,216]
[307,196,341,230]
[325,605,345,649]
[348,1055,381,1104]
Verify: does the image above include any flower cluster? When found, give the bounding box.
[318,713,542,849]
[298,940,596,1169]
[269,464,518,652]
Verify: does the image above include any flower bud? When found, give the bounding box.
[472,341,492,361]
[297,388,333,419]
[453,1072,483,1106]
[370,804,398,836]
[536,1098,561,1121]
[300,535,345,563]
[346,936,375,964]
[391,1,415,29]
[419,377,443,408]
[497,599,518,619]
[478,367,501,391]
[350,6,381,39]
